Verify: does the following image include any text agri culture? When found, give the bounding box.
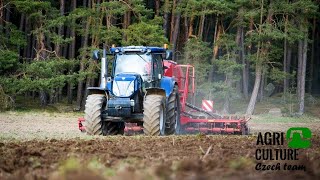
[255,132,306,171]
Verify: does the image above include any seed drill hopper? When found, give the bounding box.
[163,60,249,135]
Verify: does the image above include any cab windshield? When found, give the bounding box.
[114,53,151,78]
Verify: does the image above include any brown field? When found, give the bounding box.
[0,112,319,180]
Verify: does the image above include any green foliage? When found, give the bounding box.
[0,0,318,111]
[0,23,26,50]
[123,18,168,46]
[0,59,81,95]
[0,50,19,74]
[183,38,211,85]
[204,34,243,106]
[179,0,235,17]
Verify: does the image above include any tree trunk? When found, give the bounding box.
[283,39,288,93]
[155,0,160,16]
[284,44,292,91]
[81,62,96,108]
[188,15,194,37]
[209,20,222,82]
[184,17,188,40]
[67,0,77,104]
[223,76,231,114]
[213,23,222,60]
[235,25,242,94]
[23,17,31,60]
[170,0,177,43]
[122,10,131,40]
[54,0,65,56]
[308,17,316,93]
[76,61,85,109]
[18,14,25,56]
[297,40,303,98]
[198,12,205,39]
[76,12,91,110]
[204,16,211,42]
[246,63,262,115]
[241,27,249,99]
[0,0,3,26]
[208,16,219,82]
[5,4,10,40]
[163,0,170,38]
[31,36,37,59]
[69,0,77,57]
[81,74,92,109]
[259,69,266,101]
[246,0,265,116]
[283,14,289,93]
[298,35,308,114]
[171,0,181,61]
[39,91,48,107]
[63,28,70,58]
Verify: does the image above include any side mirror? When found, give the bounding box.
[92,50,100,60]
[165,50,173,60]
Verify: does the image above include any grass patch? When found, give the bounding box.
[251,114,320,123]
[13,96,78,113]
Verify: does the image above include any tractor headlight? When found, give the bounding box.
[112,80,135,97]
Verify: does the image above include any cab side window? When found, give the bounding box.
[153,54,163,76]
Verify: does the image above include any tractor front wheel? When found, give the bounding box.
[84,94,106,135]
[143,95,166,136]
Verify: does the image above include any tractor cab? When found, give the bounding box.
[110,46,166,94]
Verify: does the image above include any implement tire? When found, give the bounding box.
[165,86,181,135]
[143,95,166,136]
[84,94,106,135]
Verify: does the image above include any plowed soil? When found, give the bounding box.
[0,112,319,180]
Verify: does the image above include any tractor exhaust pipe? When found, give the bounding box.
[92,45,108,89]
[100,46,108,88]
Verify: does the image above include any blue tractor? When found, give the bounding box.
[84,46,180,136]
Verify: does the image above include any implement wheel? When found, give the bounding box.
[143,95,166,136]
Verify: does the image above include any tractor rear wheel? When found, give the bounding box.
[166,86,181,135]
[84,94,106,135]
[143,95,166,136]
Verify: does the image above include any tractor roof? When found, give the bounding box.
[110,46,166,54]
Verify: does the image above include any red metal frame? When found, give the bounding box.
[78,117,85,132]
[166,61,249,134]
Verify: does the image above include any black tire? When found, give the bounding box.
[84,94,124,136]
[143,95,166,136]
[241,125,250,135]
[102,121,125,135]
[84,94,105,135]
[166,86,181,135]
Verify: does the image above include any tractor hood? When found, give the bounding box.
[112,73,140,97]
